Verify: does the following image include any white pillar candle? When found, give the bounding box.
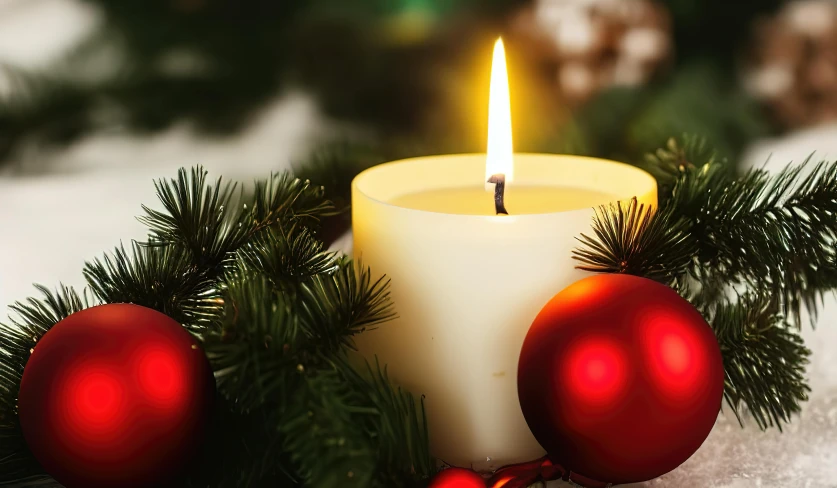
[350,40,658,472]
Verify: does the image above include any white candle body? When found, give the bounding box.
[351,154,657,471]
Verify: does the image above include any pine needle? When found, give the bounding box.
[139,166,249,269]
[237,225,338,289]
[203,273,302,413]
[83,241,222,330]
[297,259,397,353]
[574,197,696,286]
[709,294,810,430]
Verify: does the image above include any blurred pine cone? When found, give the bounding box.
[744,0,837,128]
[510,0,673,106]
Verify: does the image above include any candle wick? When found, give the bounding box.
[487,174,509,215]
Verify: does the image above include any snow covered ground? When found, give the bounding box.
[0,1,836,487]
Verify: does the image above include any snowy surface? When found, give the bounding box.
[0,2,836,487]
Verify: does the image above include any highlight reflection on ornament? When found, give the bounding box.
[18,303,215,488]
[518,274,724,485]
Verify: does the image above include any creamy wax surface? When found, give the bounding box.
[351,154,657,471]
[390,187,617,216]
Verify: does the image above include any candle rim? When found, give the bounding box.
[352,153,658,219]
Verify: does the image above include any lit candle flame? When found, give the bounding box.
[486,37,513,190]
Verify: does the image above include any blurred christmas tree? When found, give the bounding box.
[0,0,803,167]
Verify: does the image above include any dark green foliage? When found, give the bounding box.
[0,64,97,163]
[140,167,249,268]
[651,140,837,326]
[187,397,299,488]
[0,163,431,487]
[696,160,837,325]
[298,259,397,353]
[562,65,769,166]
[281,363,382,488]
[281,357,433,488]
[204,274,303,413]
[710,294,810,431]
[660,0,783,66]
[574,198,696,286]
[140,167,337,266]
[575,135,837,430]
[83,242,221,330]
[237,226,337,288]
[0,0,520,166]
[250,172,338,231]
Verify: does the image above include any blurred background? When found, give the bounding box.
[1,1,837,486]
[2,0,837,172]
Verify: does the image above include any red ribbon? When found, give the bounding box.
[485,456,611,488]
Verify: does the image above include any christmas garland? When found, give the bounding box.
[0,136,835,487]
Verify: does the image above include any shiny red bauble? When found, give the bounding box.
[518,274,724,485]
[18,304,215,488]
[429,467,486,488]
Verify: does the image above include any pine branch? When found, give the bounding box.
[575,137,835,430]
[139,167,338,271]
[237,225,338,290]
[281,363,378,488]
[206,257,396,412]
[351,359,434,485]
[709,294,811,430]
[251,172,339,232]
[83,242,222,330]
[0,165,424,487]
[634,137,837,325]
[203,261,408,486]
[203,273,303,413]
[140,167,248,269]
[641,136,722,201]
[687,157,837,325]
[297,259,397,354]
[280,357,431,488]
[573,197,697,286]
[0,286,90,485]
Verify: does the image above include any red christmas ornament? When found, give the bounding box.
[18,303,215,488]
[517,274,724,486]
[429,467,486,488]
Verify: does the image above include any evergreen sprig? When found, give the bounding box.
[204,274,303,413]
[281,358,432,488]
[576,136,837,430]
[0,164,430,487]
[573,197,696,286]
[237,225,337,289]
[663,148,837,325]
[641,135,723,200]
[709,294,810,430]
[140,167,249,269]
[298,259,397,354]
[251,172,338,231]
[83,242,221,330]
[281,363,380,488]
